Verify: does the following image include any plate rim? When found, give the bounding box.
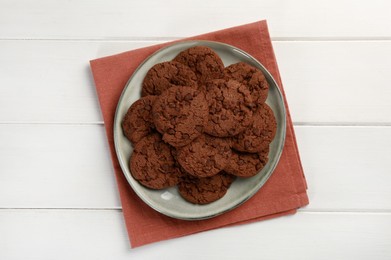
[113,40,287,220]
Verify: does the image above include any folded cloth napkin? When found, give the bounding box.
[90,20,309,248]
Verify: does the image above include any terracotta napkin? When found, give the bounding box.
[90,20,309,248]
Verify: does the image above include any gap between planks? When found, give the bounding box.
[1,122,391,127]
[1,37,391,42]
[0,208,390,215]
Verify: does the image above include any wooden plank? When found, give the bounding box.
[274,41,391,124]
[295,126,391,211]
[0,210,390,259]
[0,124,121,208]
[1,125,390,211]
[0,40,151,123]
[0,0,390,39]
[1,40,391,123]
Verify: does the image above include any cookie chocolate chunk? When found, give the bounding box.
[121,95,157,144]
[173,46,224,84]
[130,133,182,189]
[225,62,269,106]
[202,79,254,137]
[178,172,235,204]
[224,148,269,177]
[177,134,232,178]
[232,103,277,153]
[152,86,208,147]
[142,61,198,96]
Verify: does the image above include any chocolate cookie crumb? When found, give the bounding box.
[225,62,269,106]
[142,61,198,96]
[224,148,269,177]
[232,103,277,153]
[202,79,254,137]
[122,95,157,144]
[152,86,208,147]
[178,172,235,204]
[130,133,182,189]
[174,46,224,84]
[177,134,232,178]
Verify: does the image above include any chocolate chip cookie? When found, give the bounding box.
[232,103,277,153]
[173,46,224,84]
[130,133,182,189]
[176,134,232,178]
[152,86,208,147]
[122,95,157,144]
[224,148,269,177]
[122,44,278,205]
[202,79,254,137]
[225,62,269,106]
[142,61,198,96]
[178,172,236,204]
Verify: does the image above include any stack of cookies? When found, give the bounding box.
[122,46,277,205]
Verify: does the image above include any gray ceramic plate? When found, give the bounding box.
[114,40,286,220]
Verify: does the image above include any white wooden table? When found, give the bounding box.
[1,1,391,259]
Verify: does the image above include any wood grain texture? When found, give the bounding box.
[296,126,391,211]
[1,124,390,211]
[0,0,390,39]
[1,210,390,259]
[0,124,121,208]
[274,41,391,124]
[1,1,391,256]
[1,41,391,123]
